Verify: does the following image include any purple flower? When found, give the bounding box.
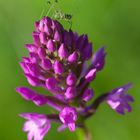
[16,16,134,140]
[19,17,95,93]
[20,113,51,140]
[59,107,77,131]
[106,83,134,114]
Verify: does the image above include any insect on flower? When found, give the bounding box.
[46,0,73,29]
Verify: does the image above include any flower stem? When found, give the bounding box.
[77,125,91,140]
[85,93,108,118]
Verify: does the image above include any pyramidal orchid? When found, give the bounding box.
[16,16,134,140]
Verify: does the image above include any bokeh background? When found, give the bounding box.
[0,0,140,140]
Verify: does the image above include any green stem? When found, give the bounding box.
[77,125,91,140]
[85,93,108,118]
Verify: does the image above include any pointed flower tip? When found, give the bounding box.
[25,74,41,86]
[58,43,68,59]
[25,44,37,52]
[124,83,133,89]
[111,83,133,94]
[46,39,56,52]
[85,69,96,82]
[19,62,29,74]
[22,57,30,63]
[32,94,48,106]
[68,51,78,63]
[91,46,107,71]
[54,30,61,42]
[16,87,36,100]
[99,46,106,54]
[19,113,32,119]
[34,21,39,30]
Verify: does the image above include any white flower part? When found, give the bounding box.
[20,113,51,140]
[107,100,120,109]
[117,88,123,93]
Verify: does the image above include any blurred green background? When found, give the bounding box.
[0,0,140,140]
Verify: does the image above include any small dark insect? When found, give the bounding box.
[64,14,73,20]
[54,10,72,21]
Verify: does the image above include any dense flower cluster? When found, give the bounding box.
[16,16,133,140]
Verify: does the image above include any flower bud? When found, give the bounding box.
[66,73,77,86]
[25,44,37,52]
[41,58,52,70]
[46,39,56,52]
[65,87,76,100]
[37,47,46,59]
[58,43,68,59]
[85,69,96,82]
[68,51,78,63]
[82,88,94,102]
[45,78,58,91]
[16,87,37,100]
[39,32,47,45]
[25,74,41,86]
[54,30,61,42]
[53,60,64,75]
